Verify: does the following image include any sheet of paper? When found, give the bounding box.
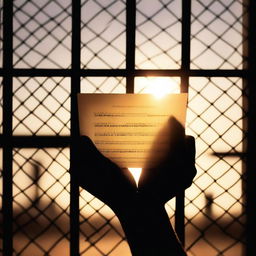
[78,93,187,168]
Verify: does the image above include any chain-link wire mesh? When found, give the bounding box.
[191,0,245,69]
[80,77,126,94]
[136,0,181,69]
[12,148,70,255]
[0,0,248,255]
[81,0,126,69]
[13,77,70,136]
[185,77,246,256]
[13,0,72,69]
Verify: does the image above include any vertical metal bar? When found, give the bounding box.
[175,0,191,246]
[181,0,191,93]
[126,0,136,93]
[244,0,256,255]
[2,0,13,255]
[70,0,81,255]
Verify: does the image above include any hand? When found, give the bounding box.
[73,129,194,256]
[74,136,137,209]
[138,117,197,204]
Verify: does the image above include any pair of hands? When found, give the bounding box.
[74,118,196,256]
[74,117,197,210]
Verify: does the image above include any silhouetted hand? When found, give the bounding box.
[74,136,137,209]
[73,119,196,256]
[139,117,197,204]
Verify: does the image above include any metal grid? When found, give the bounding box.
[13,0,72,69]
[12,148,70,255]
[13,77,70,135]
[1,0,255,255]
[185,77,246,256]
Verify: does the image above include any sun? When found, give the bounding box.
[144,77,180,99]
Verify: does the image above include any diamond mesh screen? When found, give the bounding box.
[191,0,245,69]
[13,77,70,135]
[12,148,70,255]
[13,0,72,69]
[136,0,181,69]
[81,0,126,69]
[0,0,249,255]
[185,77,245,255]
[80,77,126,94]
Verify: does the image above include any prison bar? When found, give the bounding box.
[70,0,81,255]
[126,0,136,94]
[174,0,192,246]
[245,0,256,255]
[2,0,13,255]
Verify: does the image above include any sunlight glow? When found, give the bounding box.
[126,77,179,187]
[128,168,142,186]
[145,77,180,99]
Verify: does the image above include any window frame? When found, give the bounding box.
[1,0,256,255]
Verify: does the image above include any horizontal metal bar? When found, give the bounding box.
[213,152,245,157]
[189,69,247,77]
[0,68,247,77]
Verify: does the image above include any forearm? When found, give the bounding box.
[114,197,187,256]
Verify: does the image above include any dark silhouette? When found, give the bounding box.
[74,117,197,256]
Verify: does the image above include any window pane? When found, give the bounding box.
[13,148,70,255]
[13,77,70,135]
[13,0,72,68]
[80,77,126,94]
[136,0,182,69]
[81,0,126,69]
[79,189,129,256]
[185,77,245,255]
[191,0,245,69]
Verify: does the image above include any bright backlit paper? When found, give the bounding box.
[78,93,187,168]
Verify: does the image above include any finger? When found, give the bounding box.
[185,135,196,161]
[167,117,185,148]
[78,136,137,187]
[184,136,197,186]
[79,136,105,160]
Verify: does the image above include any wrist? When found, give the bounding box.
[114,194,186,256]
